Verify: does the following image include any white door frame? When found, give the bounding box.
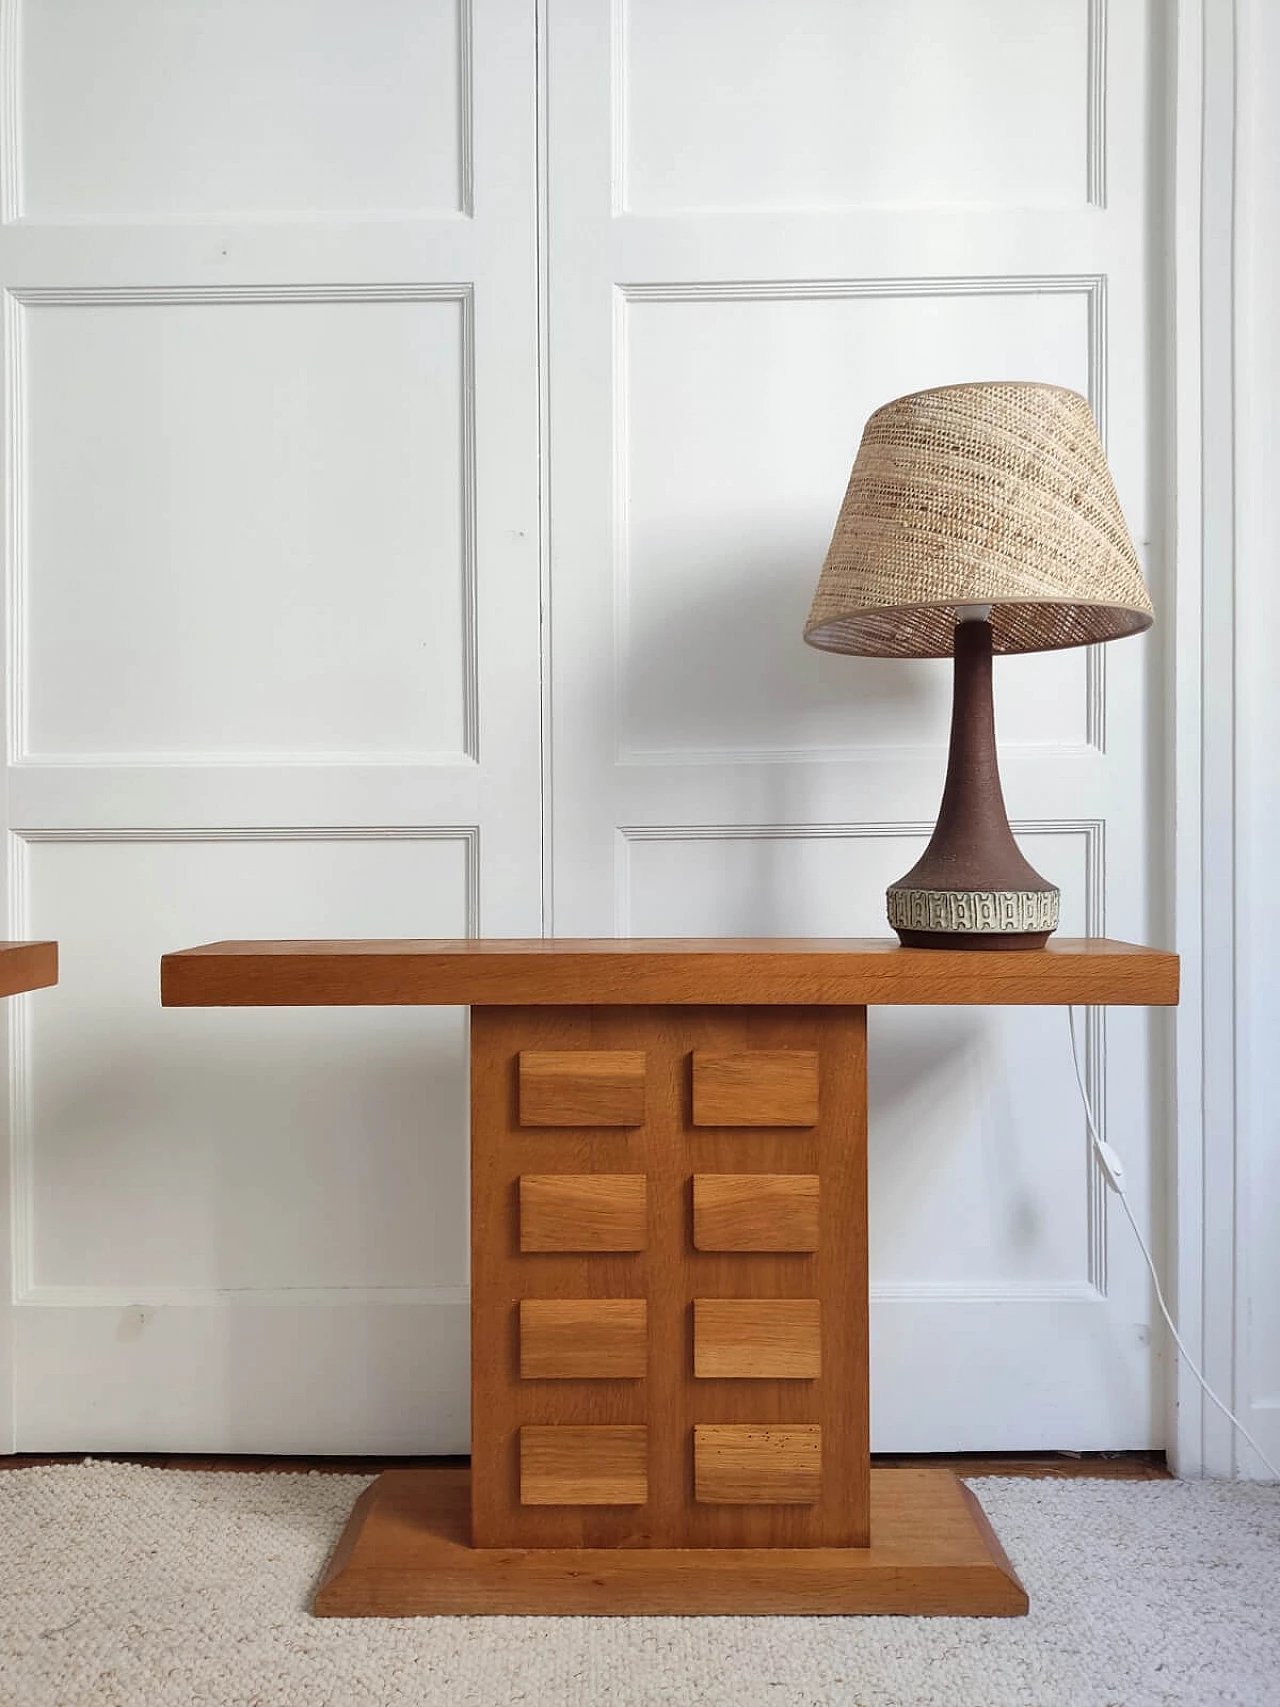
[1169,0,1277,1479]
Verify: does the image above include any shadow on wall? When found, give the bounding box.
[619,522,940,760]
[615,537,1061,1292]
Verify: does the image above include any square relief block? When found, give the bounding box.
[520,1426,648,1506]
[693,1298,821,1379]
[520,1174,648,1252]
[694,1425,822,1505]
[691,1051,819,1126]
[519,1299,647,1380]
[692,1174,819,1252]
[519,1051,646,1126]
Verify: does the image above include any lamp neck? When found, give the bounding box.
[902,616,1051,888]
[886,613,1058,923]
[935,619,1006,836]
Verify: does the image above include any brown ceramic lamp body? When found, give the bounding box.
[887,616,1057,950]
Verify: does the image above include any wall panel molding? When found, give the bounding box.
[456,0,476,218]
[2,284,479,767]
[612,275,1108,760]
[19,1283,469,1309]
[18,1278,1108,1310]
[613,0,1109,214]
[0,0,18,223]
[5,824,479,1307]
[874,1280,1103,1305]
[2,0,477,225]
[1087,0,1109,208]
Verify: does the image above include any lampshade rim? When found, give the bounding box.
[803,597,1153,659]
[866,378,1087,415]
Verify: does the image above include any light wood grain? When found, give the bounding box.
[0,941,58,998]
[693,1174,819,1252]
[692,1050,819,1125]
[469,1004,868,1551]
[693,1299,822,1379]
[312,1465,1029,1616]
[694,1425,822,1504]
[519,1426,648,1505]
[519,1299,647,1379]
[161,937,1180,1009]
[518,1050,646,1126]
[520,1175,648,1252]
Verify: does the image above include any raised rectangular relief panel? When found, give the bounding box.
[519,1051,646,1126]
[694,1425,822,1504]
[692,1174,819,1251]
[520,1426,648,1505]
[519,1299,647,1380]
[520,1174,648,1252]
[691,1050,819,1126]
[693,1299,821,1379]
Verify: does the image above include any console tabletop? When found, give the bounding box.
[161,937,1177,1009]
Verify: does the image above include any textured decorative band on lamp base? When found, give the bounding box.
[887,618,1059,950]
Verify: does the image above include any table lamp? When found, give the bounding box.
[803,381,1153,950]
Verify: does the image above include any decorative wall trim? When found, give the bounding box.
[2,284,480,768]
[3,283,474,308]
[18,1284,469,1309]
[609,0,629,216]
[536,0,555,934]
[2,287,23,783]
[16,1280,1105,1309]
[612,0,1107,215]
[0,0,19,224]
[873,1281,1104,1305]
[5,824,480,1307]
[457,282,480,762]
[1167,0,1220,1479]
[12,753,480,771]
[0,0,476,225]
[612,276,1108,760]
[617,816,1109,1293]
[1233,0,1280,1471]
[457,0,475,217]
[1088,0,1109,208]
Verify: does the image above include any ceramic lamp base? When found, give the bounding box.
[888,886,1059,951]
[889,620,1059,952]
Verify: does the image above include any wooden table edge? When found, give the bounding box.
[0,940,58,999]
[161,938,1179,1009]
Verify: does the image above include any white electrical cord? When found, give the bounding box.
[1067,1005,1280,1480]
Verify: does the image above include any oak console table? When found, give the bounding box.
[161,937,1178,1617]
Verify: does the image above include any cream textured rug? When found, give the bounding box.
[0,1463,1277,1707]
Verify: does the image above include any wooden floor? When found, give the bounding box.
[0,1450,1170,1479]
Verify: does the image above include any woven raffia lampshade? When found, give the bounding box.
[804,382,1152,659]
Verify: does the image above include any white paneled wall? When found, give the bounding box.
[0,0,1181,1455]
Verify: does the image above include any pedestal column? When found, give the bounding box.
[468,1003,869,1550]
